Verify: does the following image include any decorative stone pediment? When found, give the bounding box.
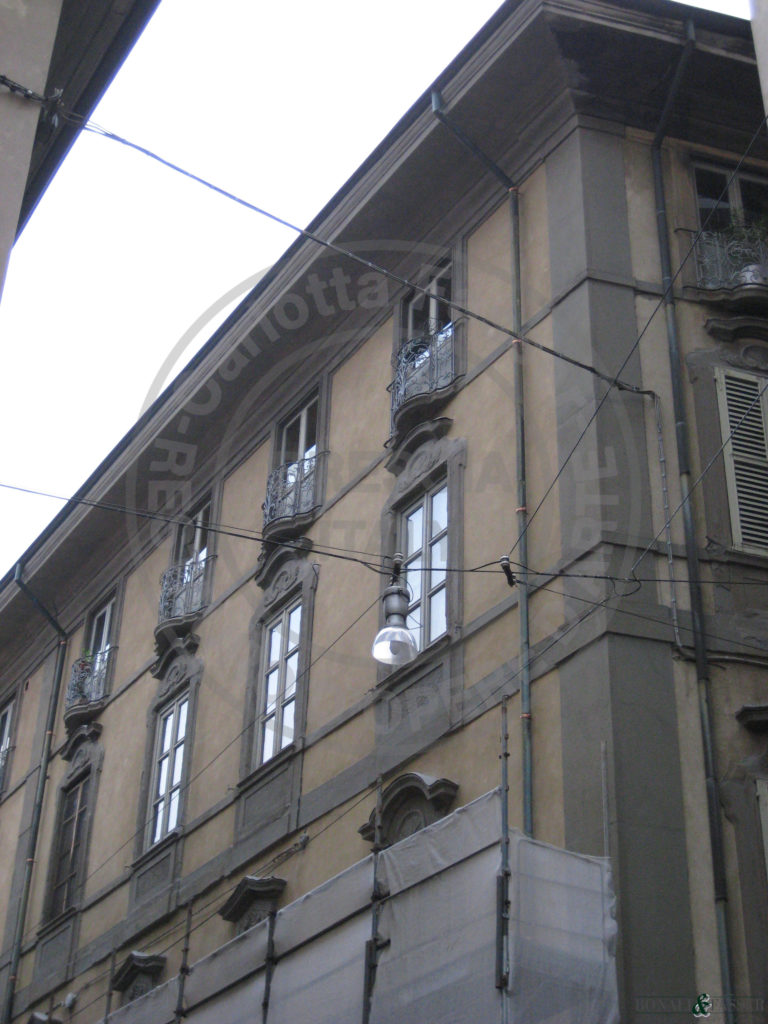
[61,722,102,771]
[359,772,458,847]
[219,875,286,934]
[152,624,200,679]
[255,537,313,592]
[112,951,166,1005]
[385,418,453,475]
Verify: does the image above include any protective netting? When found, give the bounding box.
[111,790,618,1024]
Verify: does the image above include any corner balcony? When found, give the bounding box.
[158,556,208,625]
[64,649,113,728]
[390,324,456,435]
[693,228,768,308]
[262,455,321,539]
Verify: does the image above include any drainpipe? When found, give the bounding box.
[3,565,68,1024]
[431,91,533,837]
[651,21,736,1023]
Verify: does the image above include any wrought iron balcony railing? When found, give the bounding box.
[390,324,455,418]
[263,455,317,527]
[158,556,208,623]
[694,229,768,291]
[65,648,113,708]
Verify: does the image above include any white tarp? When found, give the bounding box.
[112,791,618,1024]
[507,832,619,1024]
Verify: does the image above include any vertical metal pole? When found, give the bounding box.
[175,902,193,1021]
[498,698,511,1024]
[509,188,533,839]
[102,950,116,1024]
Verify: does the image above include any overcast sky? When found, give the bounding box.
[0,0,751,579]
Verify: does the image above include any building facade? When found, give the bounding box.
[1,1,768,1021]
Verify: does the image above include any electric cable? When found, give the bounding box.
[8,591,382,958]
[506,112,768,562]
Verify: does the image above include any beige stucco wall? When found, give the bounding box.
[214,440,269,599]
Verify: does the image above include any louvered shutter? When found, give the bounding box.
[717,369,768,549]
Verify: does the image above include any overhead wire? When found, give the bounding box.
[506,111,768,562]
[9,590,383,959]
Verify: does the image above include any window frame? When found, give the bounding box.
[244,553,318,780]
[381,430,465,678]
[43,731,103,925]
[255,600,302,766]
[0,695,15,793]
[715,365,768,553]
[263,389,328,535]
[147,690,190,848]
[47,772,91,920]
[401,259,453,344]
[136,650,202,861]
[695,162,768,233]
[401,481,449,652]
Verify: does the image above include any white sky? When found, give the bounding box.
[0,0,751,579]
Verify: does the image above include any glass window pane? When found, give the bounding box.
[285,653,298,697]
[429,587,447,643]
[168,789,179,831]
[153,800,165,844]
[177,699,188,740]
[172,744,184,786]
[262,716,276,763]
[304,400,318,459]
[268,623,283,666]
[157,755,169,797]
[161,713,174,753]
[283,415,301,465]
[696,167,730,231]
[265,669,279,712]
[431,536,447,590]
[288,606,302,648]
[405,558,422,605]
[406,506,423,556]
[281,700,295,748]
[431,487,448,536]
[741,178,768,227]
[407,610,421,636]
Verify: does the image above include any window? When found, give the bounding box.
[159,497,211,621]
[694,166,768,290]
[401,482,448,650]
[257,602,301,764]
[264,398,319,527]
[67,597,116,711]
[696,166,768,233]
[402,261,453,342]
[716,367,768,550]
[391,261,457,431]
[49,774,90,918]
[149,692,189,845]
[0,698,14,791]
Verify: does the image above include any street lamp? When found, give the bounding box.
[371,553,418,666]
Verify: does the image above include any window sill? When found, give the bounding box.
[238,743,298,794]
[37,904,78,941]
[134,827,182,870]
[376,632,453,691]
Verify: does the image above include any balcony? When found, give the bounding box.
[390,324,456,434]
[158,556,208,624]
[693,228,768,307]
[64,649,113,728]
[262,455,320,537]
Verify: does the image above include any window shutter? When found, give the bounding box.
[719,370,768,549]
